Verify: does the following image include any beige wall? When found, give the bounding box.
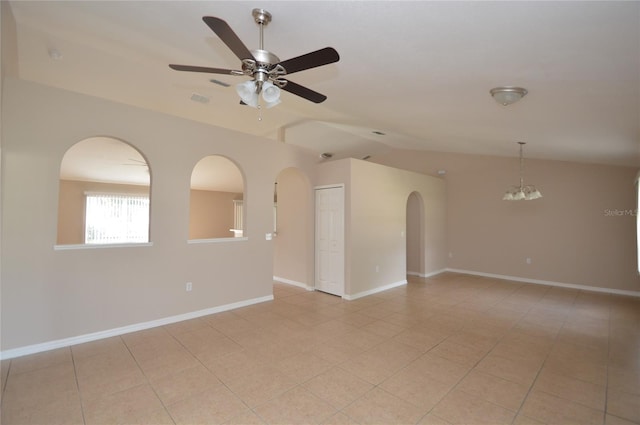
[316,158,447,297]
[1,78,318,351]
[189,189,241,239]
[57,180,149,244]
[373,150,640,292]
[349,159,447,296]
[1,1,18,80]
[273,168,313,286]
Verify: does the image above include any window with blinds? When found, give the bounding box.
[231,199,244,237]
[85,193,150,244]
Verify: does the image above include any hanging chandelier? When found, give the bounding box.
[503,142,542,201]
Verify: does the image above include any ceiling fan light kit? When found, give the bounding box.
[490,86,528,106]
[169,8,340,114]
[236,80,281,108]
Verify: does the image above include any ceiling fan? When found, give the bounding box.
[169,8,340,108]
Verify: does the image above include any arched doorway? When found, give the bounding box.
[406,191,425,277]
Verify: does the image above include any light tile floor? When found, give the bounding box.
[2,273,639,424]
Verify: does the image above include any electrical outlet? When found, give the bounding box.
[526,258,532,264]
[186,282,192,292]
[375,265,380,273]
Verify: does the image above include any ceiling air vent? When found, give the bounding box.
[190,93,210,104]
[209,79,231,87]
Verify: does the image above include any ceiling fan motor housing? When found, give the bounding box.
[242,50,288,90]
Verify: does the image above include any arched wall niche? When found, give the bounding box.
[189,155,246,240]
[56,136,151,245]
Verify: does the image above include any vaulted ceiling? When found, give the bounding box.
[6,1,640,167]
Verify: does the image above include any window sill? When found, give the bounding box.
[54,242,153,251]
[188,237,248,244]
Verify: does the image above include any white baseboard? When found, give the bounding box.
[344,279,408,301]
[1,294,274,360]
[446,268,640,298]
[273,276,313,291]
[408,269,448,278]
[424,268,448,278]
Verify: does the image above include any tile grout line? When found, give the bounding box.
[1,360,11,396]
[69,346,88,425]
[0,359,13,418]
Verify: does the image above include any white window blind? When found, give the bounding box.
[233,200,243,230]
[85,193,150,244]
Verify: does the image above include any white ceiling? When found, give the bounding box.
[7,0,640,175]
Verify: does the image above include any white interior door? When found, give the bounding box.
[315,186,345,296]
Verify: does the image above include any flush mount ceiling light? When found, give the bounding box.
[503,142,542,201]
[490,86,528,106]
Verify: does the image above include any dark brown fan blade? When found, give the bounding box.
[278,47,339,75]
[169,64,238,75]
[203,16,255,61]
[281,80,327,103]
